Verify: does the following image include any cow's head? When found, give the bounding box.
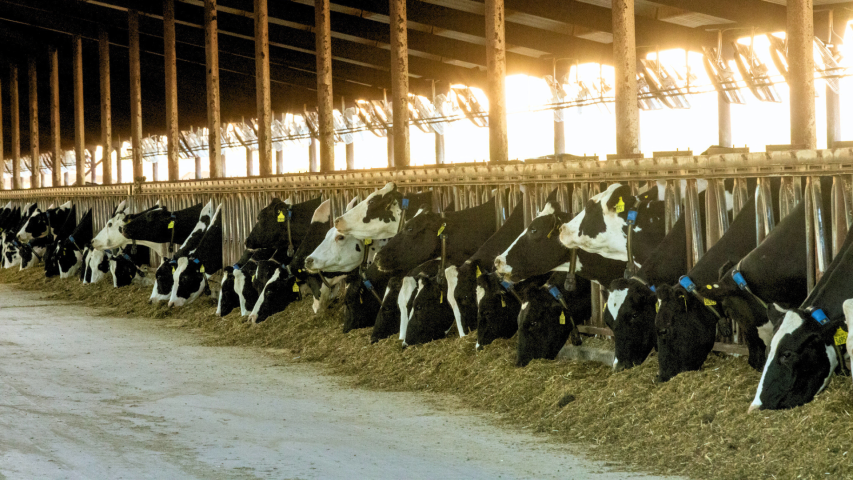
[290,199,333,271]
[57,241,84,279]
[247,267,300,323]
[233,265,262,316]
[19,201,72,241]
[560,184,664,263]
[335,182,404,240]
[342,274,381,333]
[516,281,579,367]
[654,284,719,382]
[110,252,142,288]
[494,201,572,282]
[607,277,658,371]
[749,305,839,412]
[150,259,177,303]
[44,241,61,277]
[371,277,404,343]
[119,205,171,241]
[445,262,480,338]
[375,208,444,273]
[403,275,454,346]
[168,257,207,308]
[82,248,112,284]
[91,201,132,250]
[475,272,521,349]
[216,266,241,317]
[244,198,291,249]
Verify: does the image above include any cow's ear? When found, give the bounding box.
[767,303,788,331]
[717,260,734,281]
[605,185,634,212]
[544,187,559,205]
[637,188,656,202]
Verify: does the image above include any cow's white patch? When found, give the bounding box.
[756,319,775,349]
[59,250,84,279]
[215,273,227,316]
[521,301,529,311]
[607,288,628,322]
[168,257,190,307]
[613,357,620,370]
[311,199,332,224]
[233,269,251,316]
[398,276,418,341]
[844,299,853,380]
[559,183,630,261]
[83,250,109,284]
[345,196,360,212]
[750,310,804,412]
[476,285,486,306]
[537,202,555,217]
[444,266,465,337]
[334,182,401,240]
[249,269,279,323]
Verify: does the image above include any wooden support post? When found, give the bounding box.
[205,0,223,178]
[718,92,732,148]
[826,11,840,148]
[73,36,85,186]
[246,147,254,176]
[10,64,20,190]
[164,0,180,182]
[554,120,565,157]
[343,98,354,169]
[129,10,144,182]
[28,57,39,189]
[788,0,816,149]
[390,0,410,168]
[255,0,272,177]
[485,0,508,163]
[387,134,394,167]
[612,0,640,155]
[435,133,446,164]
[49,47,60,188]
[89,146,97,184]
[0,74,3,190]
[116,145,122,183]
[309,137,319,172]
[315,0,335,172]
[195,155,202,179]
[98,28,112,185]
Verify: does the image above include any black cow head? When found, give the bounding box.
[290,199,333,272]
[216,266,241,317]
[654,284,719,383]
[150,259,177,303]
[494,202,573,282]
[120,206,171,241]
[245,198,290,249]
[233,263,262,316]
[404,275,454,346]
[249,267,300,323]
[169,257,207,308]
[475,272,521,349]
[607,277,658,371]
[749,305,841,412]
[110,252,143,288]
[371,277,405,343]
[375,208,444,273]
[516,279,583,367]
[44,241,61,277]
[342,273,381,333]
[19,201,72,241]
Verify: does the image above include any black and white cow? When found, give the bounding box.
[169,204,223,308]
[82,248,112,284]
[4,204,38,269]
[370,259,440,343]
[445,194,525,343]
[229,248,277,316]
[0,206,21,265]
[91,201,168,256]
[109,246,151,287]
[57,209,94,279]
[750,228,853,412]
[654,194,768,383]
[516,271,591,367]
[334,183,434,240]
[18,201,73,242]
[18,236,53,270]
[149,201,215,303]
[217,248,274,317]
[245,196,322,251]
[44,206,79,278]
[120,202,204,250]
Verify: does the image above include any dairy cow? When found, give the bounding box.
[169,204,223,308]
[44,206,79,277]
[91,201,167,255]
[334,183,434,240]
[4,205,37,269]
[57,209,93,279]
[18,201,73,242]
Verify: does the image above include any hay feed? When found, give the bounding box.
[2,267,852,479]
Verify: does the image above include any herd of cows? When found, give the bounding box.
[1,178,852,413]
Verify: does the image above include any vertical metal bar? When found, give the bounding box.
[99,28,113,185]
[788,0,817,149]
[830,175,851,258]
[684,179,704,269]
[129,10,144,182]
[164,0,179,182]
[28,57,39,189]
[315,0,335,172]
[485,0,508,163]
[255,0,272,177]
[10,64,21,190]
[205,0,223,178]
[390,0,410,169]
[613,0,640,155]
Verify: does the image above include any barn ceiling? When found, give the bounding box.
[0,0,847,154]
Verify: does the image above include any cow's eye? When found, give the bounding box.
[530,228,537,234]
[336,235,345,242]
[657,328,668,336]
[108,222,112,227]
[406,227,413,233]
[779,351,795,366]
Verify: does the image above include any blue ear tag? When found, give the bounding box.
[548,285,563,301]
[809,308,829,326]
[193,258,200,264]
[363,279,374,291]
[401,198,409,210]
[68,236,74,243]
[123,254,131,261]
[233,263,241,271]
[732,271,748,290]
[626,210,638,224]
[649,285,656,293]
[678,275,697,293]
[287,210,293,219]
[500,280,513,292]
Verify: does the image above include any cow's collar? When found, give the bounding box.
[678,275,723,320]
[498,279,522,303]
[731,260,768,309]
[623,198,641,278]
[804,307,851,377]
[629,275,656,292]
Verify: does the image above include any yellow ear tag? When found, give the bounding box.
[614,197,625,213]
[200,265,205,273]
[834,327,848,346]
[252,274,256,282]
[706,285,713,290]
[476,266,482,278]
[277,212,285,223]
[167,221,175,229]
[292,283,300,293]
[500,296,506,307]
[704,298,716,306]
[437,223,446,236]
[171,266,175,274]
[359,294,363,304]
[655,302,660,313]
[559,311,566,325]
[439,291,443,303]
[364,238,373,246]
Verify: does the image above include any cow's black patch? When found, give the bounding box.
[576,199,606,239]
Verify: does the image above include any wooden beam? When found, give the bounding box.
[49,46,59,188]
[164,0,179,182]
[73,36,85,186]
[9,64,19,190]
[0,72,3,190]
[485,0,508,163]
[390,0,410,169]
[613,0,640,156]
[99,28,112,185]
[28,56,38,189]
[205,0,223,178]
[315,0,335,173]
[255,0,272,177]
[129,10,143,182]
[788,0,816,149]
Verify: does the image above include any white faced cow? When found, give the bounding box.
[18,201,73,242]
[91,200,169,257]
[334,183,433,241]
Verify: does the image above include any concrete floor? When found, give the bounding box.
[0,285,671,480]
